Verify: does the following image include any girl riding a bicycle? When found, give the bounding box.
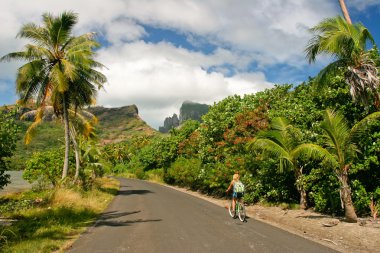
[226,171,244,217]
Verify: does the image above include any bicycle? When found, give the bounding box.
[228,193,246,222]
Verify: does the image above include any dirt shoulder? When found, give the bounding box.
[161,183,380,253]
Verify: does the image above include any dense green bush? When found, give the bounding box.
[165,157,202,188]
[305,168,342,215]
[0,107,20,188]
[351,180,371,216]
[112,163,128,174]
[23,148,74,187]
[145,168,164,182]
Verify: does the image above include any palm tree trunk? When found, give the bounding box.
[62,96,70,179]
[69,126,80,181]
[338,165,357,223]
[339,0,352,24]
[295,168,307,210]
[299,188,307,210]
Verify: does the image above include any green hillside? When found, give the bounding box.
[87,105,158,144]
[4,104,158,170]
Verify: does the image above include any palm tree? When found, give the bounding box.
[1,12,107,179]
[248,117,323,209]
[305,16,379,108]
[302,109,380,222]
[21,106,98,181]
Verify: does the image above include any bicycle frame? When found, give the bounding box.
[228,195,246,222]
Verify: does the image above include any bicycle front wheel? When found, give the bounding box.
[228,202,235,218]
[237,202,246,221]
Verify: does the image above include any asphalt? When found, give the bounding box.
[66,178,339,253]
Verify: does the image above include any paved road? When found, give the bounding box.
[67,178,339,253]
[0,171,32,195]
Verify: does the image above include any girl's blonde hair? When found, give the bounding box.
[233,173,240,181]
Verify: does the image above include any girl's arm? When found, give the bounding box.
[226,180,234,192]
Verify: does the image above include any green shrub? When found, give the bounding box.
[309,185,342,215]
[23,148,74,187]
[135,168,146,179]
[145,168,164,182]
[165,157,202,189]
[112,163,128,174]
[351,180,370,216]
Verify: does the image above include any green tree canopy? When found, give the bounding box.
[305,16,379,108]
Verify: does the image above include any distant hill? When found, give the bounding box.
[179,101,209,123]
[87,105,158,144]
[159,101,209,133]
[2,104,158,170]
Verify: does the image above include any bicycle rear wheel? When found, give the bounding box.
[237,202,246,221]
[228,202,235,218]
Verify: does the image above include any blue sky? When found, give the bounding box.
[0,0,379,129]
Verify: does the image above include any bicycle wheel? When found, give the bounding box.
[237,202,246,221]
[228,202,235,218]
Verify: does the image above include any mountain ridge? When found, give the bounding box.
[159,101,209,133]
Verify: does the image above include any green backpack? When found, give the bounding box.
[233,180,245,193]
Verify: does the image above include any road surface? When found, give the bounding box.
[0,171,32,195]
[67,178,339,253]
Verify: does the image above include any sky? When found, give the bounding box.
[0,1,379,129]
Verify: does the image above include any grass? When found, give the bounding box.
[0,177,119,253]
[145,169,164,184]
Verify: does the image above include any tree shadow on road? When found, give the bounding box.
[95,218,162,227]
[99,210,141,220]
[94,210,162,227]
[117,189,154,195]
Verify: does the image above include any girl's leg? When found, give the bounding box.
[232,198,236,215]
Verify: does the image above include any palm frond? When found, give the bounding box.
[51,64,69,92]
[320,109,355,167]
[270,117,289,131]
[42,11,77,47]
[351,111,380,137]
[292,143,338,168]
[60,58,77,81]
[17,23,50,47]
[346,59,379,105]
[313,59,346,89]
[23,107,45,144]
[356,23,375,49]
[250,138,290,160]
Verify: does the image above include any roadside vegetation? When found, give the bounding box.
[102,13,380,223]
[0,177,119,253]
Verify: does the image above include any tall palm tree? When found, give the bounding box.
[305,16,379,108]
[302,109,380,222]
[248,117,323,209]
[1,12,107,179]
[21,106,98,180]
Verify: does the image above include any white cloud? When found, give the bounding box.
[118,0,338,67]
[96,41,273,128]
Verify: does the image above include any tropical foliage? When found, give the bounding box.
[305,16,379,108]
[103,74,380,220]
[0,107,20,188]
[0,11,107,180]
